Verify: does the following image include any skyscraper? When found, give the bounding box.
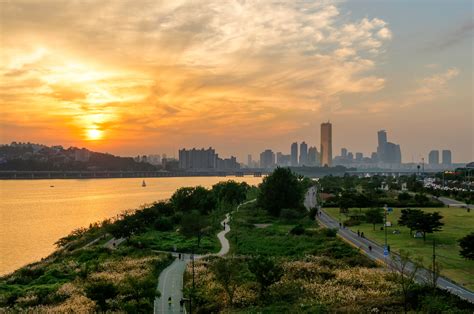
[320,122,332,167]
[376,130,401,164]
[247,154,252,167]
[291,142,298,166]
[308,146,318,166]
[341,148,348,158]
[442,150,452,165]
[299,142,308,166]
[428,150,439,165]
[260,149,276,168]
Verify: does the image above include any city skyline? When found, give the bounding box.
[1,1,472,162]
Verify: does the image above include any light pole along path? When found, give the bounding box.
[306,186,474,304]
[153,199,256,314]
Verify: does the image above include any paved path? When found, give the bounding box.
[305,187,474,303]
[437,196,473,209]
[154,208,237,313]
[103,237,125,249]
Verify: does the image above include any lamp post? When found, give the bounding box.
[384,204,388,255]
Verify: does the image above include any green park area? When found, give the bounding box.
[324,206,474,290]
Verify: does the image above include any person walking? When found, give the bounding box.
[357,230,360,237]
[168,296,172,307]
[361,232,365,238]
[368,245,372,252]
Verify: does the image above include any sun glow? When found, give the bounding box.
[86,128,103,141]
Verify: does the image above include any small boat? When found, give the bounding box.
[50,185,55,188]
[142,180,146,187]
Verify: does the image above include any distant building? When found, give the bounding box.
[355,152,363,162]
[178,147,217,169]
[442,150,452,165]
[428,150,439,165]
[291,142,298,166]
[376,130,401,164]
[247,154,252,167]
[341,148,348,159]
[276,152,291,166]
[308,146,318,166]
[147,154,161,165]
[320,122,332,166]
[74,148,90,162]
[299,142,308,166]
[347,152,354,161]
[260,149,276,168]
[217,156,240,170]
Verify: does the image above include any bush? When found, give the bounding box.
[280,208,305,221]
[289,224,305,235]
[85,280,118,311]
[323,228,338,237]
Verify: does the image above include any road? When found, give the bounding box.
[154,211,233,313]
[437,196,473,209]
[305,186,474,303]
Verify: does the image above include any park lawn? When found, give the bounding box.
[324,207,474,291]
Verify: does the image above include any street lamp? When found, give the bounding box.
[383,204,388,257]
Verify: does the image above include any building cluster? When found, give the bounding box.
[428,150,452,166]
[178,147,239,171]
[254,122,331,169]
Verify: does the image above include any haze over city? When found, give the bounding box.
[1,0,472,162]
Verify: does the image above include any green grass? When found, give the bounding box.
[324,207,474,290]
[130,229,220,254]
[228,203,374,266]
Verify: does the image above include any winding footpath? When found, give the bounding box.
[154,210,234,313]
[306,187,474,303]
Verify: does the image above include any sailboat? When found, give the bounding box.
[142,180,146,187]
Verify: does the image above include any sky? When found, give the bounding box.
[1,0,472,163]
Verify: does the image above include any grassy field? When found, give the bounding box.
[324,207,474,290]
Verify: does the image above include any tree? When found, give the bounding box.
[459,232,474,260]
[212,181,249,209]
[257,167,305,216]
[415,212,444,242]
[364,207,384,230]
[398,192,412,202]
[248,256,283,299]
[390,250,423,313]
[170,186,216,214]
[180,210,209,247]
[85,280,118,311]
[212,257,244,306]
[398,208,424,235]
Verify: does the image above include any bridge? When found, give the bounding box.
[0,170,270,180]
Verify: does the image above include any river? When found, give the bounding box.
[0,176,262,275]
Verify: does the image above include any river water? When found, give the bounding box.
[0,176,262,275]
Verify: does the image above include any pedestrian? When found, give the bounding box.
[361,232,365,238]
[339,222,342,228]
[168,296,172,307]
[388,245,391,252]
[368,245,372,252]
[180,298,184,311]
[357,230,360,237]
[178,253,181,260]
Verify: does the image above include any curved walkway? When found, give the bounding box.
[154,207,238,313]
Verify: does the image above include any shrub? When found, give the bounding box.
[289,224,305,235]
[323,228,338,237]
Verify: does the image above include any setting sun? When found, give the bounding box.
[86,128,103,141]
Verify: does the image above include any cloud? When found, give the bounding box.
[401,67,460,107]
[1,0,392,147]
[424,19,473,52]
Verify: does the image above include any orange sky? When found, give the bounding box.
[1,1,472,162]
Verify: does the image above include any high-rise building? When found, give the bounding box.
[341,148,348,158]
[178,147,217,169]
[355,152,363,162]
[299,142,308,166]
[308,146,318,166]
[428,150,439,165]
[320,122,332,166]
[442,150,452,165]
[291,142,298,166]
[247,154,252,167]
[276,152,291,166]
[376,130,401,164]
[260,149,276,168]
[347,152,354,161]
